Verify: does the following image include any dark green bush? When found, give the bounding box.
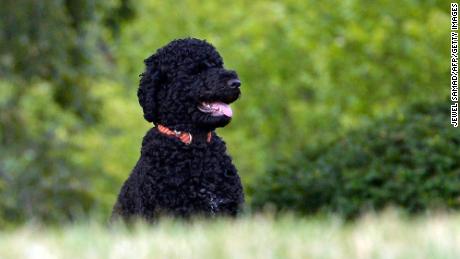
[250,102,460,218]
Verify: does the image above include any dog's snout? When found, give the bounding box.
[227,78,241,88]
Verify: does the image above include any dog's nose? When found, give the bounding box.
[227,78,241,88]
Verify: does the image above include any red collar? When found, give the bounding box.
[156,124,212,145]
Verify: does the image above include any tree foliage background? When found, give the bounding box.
[0,0,453,226]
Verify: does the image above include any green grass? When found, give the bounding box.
[1,211,459,259]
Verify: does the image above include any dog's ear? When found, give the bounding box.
[138,54,162,123]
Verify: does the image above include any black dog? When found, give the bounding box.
[112,38,244,221]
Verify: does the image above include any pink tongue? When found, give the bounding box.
[210,102,233,117]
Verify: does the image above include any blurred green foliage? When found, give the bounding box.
[115,0,449,184]
[0,0,134,226]
[0,0,453,226]
[250,102,460,218]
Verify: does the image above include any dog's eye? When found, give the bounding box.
[190,63,208,75]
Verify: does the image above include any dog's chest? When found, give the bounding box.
[186,148,230,214]
[148,140,237,215]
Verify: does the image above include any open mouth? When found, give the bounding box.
[198,101,233,117]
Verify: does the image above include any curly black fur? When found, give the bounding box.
[112,38,244,221]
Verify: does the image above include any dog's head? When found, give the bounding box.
[138,38,241,132]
